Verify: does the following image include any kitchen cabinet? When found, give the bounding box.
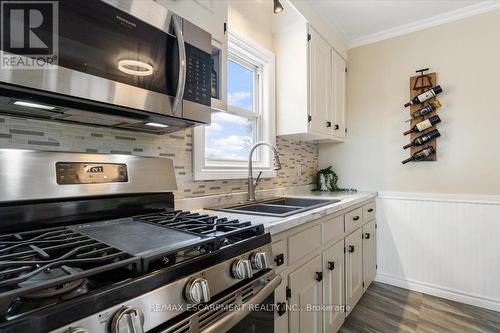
[345,228,363,315]
[272,199,376,333]
[309,27,332,136]
[288,255,323,333]
[363,219,377,291]
[273,11,347,142]
[155,0,227,43]
[322,240,345,333]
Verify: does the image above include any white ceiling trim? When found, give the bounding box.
[348,1,500,49]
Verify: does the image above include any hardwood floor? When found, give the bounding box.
[340,282,500,333]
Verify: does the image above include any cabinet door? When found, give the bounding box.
[322,240,345,333]
[288,255,322,333]
[345,228,363,315]
[274,272,289,333]
[155,0,227,43]
[331,50,346,138]
[363,220,377,291]
[308,26,331,136]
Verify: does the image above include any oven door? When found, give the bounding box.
[158,271,281,333]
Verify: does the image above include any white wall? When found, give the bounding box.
[318,9,500,311]
[319,9,500,196]
[376,194,500,311]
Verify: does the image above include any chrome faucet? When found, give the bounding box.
[247,141,282,201]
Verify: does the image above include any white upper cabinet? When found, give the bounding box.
[273,9,347,142]
[155,0,227,43]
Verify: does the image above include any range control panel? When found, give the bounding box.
[184,43,211,106]
[55,162,128,185]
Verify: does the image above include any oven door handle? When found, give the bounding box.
[200,274,282,333]
[171,15,186,116]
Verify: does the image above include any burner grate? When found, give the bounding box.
[0,226,139,314]
[135,210,264,247]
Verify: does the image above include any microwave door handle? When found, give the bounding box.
[199,274,282,333]
[171,15,186,116]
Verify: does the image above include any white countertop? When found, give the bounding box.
[194,190,377,235]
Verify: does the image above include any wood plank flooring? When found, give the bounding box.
[340,282,500,333]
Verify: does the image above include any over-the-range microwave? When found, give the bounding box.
[0,0,212,133]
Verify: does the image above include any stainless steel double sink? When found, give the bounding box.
[210,197,340,217]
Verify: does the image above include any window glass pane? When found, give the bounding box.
[205,112,255,161]
[228,59,253,112]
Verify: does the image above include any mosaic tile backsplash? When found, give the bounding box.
[0,116,319,198]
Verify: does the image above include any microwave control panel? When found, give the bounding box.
[184,43,211,106]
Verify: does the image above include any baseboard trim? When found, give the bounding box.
[375,273,500,312]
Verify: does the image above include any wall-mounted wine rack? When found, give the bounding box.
[407,69,440,162]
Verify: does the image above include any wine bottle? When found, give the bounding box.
[403,115,441,136]
[402,146,435,164]
[404,85,443,107]
[405,100,442,122]
[403,129,441,149]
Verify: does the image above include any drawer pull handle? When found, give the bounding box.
[327,261,335,271]
[315,272,323,282]
[277,302,287,316]
[364,233,370,239]
[274,254,284,266]
[348,245,355,253]
[368,208,374,212]
[353,216,360,221]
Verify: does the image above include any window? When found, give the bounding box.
[193,30,275,180]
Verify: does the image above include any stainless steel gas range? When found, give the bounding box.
[0,150,281,333]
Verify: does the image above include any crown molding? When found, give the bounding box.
[348,1,500,49]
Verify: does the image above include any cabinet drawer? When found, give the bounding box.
[345,207,363,235]
[322,214,344,245]
[272,240,287,270]
[288,225,321,265]
[363,201,376,223]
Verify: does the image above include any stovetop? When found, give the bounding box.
[0,209,264,322]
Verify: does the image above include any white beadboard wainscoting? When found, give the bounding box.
[375,192,500,311]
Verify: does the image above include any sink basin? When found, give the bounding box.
[210,197,340,217]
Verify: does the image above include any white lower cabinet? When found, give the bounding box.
[288,255,323,333]
[322,240,345,333]
[363,219,377,291]
[273,200,376,333]
[345,228,363,315]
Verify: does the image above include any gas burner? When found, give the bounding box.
[18,266,85,300]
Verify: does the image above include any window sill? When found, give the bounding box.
[193,169,277,181]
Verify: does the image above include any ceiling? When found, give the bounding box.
[306,0,500,48]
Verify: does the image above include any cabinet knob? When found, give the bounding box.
[315,271,323,282]
[334,124,340,130]
[274,254,284,266]
[368,208,374,212]
[353,216,360,221]
[348,245,355,253]
[277,302,287,316]
[327,261,335,271]
[326,121,332,128]
[364,233,370,239]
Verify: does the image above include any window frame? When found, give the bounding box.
[193,30,276,181]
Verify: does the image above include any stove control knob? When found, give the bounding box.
[66,329,89,333]
[185,277,211,304]
[251,251,269,270]
[232,259,253,279]
[111,306,145,333]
